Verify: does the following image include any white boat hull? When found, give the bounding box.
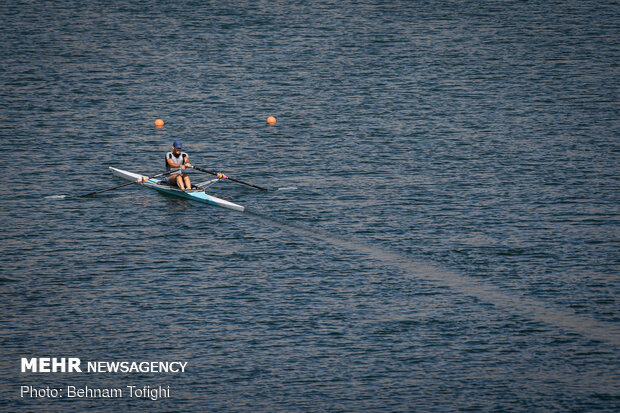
[109,167,245,212]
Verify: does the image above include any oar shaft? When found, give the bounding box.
[77,180,137,197]
[78,170,173,198]
[193,166,267,190]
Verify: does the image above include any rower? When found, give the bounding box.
[165,140,192,190]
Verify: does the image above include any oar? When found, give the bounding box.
[77,170,174,198]
[193,166,268,191]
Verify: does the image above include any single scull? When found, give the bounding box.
[109,167,245,212]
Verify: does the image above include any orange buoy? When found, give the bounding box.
[267,116,277,125]
[155,119,164,128]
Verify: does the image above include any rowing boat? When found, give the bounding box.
[109,167,245,212]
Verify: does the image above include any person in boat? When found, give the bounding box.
[166,140,193,190]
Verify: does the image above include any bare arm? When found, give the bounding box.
[167,155,191,169]
[167,157,183,168]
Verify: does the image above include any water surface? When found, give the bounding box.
[0,1,618,411]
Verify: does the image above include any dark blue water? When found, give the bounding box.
[1,0,619,411]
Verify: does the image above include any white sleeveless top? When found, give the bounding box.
[165,152,188,171]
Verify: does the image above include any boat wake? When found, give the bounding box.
[245,209,619,347]
[45,195,69,200]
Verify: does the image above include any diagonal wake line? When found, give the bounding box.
[246,209,620,347]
